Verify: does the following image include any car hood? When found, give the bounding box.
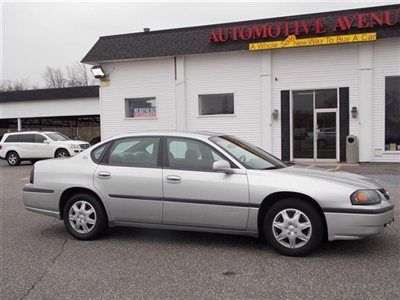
[274,165,383,190]
[53,140,88,144]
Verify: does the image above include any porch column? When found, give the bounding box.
[260,51,272,151]
[358,43,373,162]
[17,118,22,131]
[175,56,186,131]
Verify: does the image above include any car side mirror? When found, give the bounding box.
[44,139,50,144]
[213,160,234,174]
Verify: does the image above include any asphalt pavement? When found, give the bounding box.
[1,160,399,299]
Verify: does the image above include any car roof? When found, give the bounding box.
[107,131,224,140]
[4,131,44,135]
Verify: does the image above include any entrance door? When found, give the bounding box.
[316,111,337,159]
[292,89,339,161]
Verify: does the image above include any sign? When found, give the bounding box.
[249,32,376,51]
[132,107,156,118]
[100,78,111,87]
[209,9,398,43]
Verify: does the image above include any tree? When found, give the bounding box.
[43,63,95,88]
[0,79,30,91]
[42,66,67,88]
[66,63,93,87]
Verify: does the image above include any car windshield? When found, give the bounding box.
[44,132,69,141]
[210,135,287,170]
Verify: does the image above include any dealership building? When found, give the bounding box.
[0,86,100,141]
[82,4,400,163]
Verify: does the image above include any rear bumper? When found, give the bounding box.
[23,184,61,218]
[325,201,395,241]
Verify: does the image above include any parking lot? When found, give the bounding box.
[1,160,399,299]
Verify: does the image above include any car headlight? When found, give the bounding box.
[68,144,80,149]
[350,189,382,205]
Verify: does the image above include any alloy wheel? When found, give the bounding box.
[272,208,312,249]
[57,150,68,157]
[8,154,18,165]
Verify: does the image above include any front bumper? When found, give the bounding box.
[325,201,395,241]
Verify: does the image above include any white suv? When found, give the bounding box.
[0,131,90,166]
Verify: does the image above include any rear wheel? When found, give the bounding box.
[263,198,323,256]
[55,149,70,158]
[6,151,21,166]
[63,193,106,240]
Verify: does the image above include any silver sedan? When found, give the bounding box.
[22,132,395,256]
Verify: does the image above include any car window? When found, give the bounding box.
[210,135,286,170]
[107,137,160,168]
[91,143,109,163]
[34,134,47,143]
[16,134,35,143]
[4,135,18,143]
[166,137,226,171]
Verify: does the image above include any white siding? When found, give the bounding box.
[185,51,263,146]
[0,97,99,119]
[98,38,399,162]
[100,58,176,139]
[372,38,400,162]
[271,44,359,158]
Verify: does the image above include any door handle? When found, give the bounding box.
[97,171,111,178]
[166,175,182,183]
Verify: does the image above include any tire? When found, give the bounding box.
[55,148,70,158]
[63,193,107,240]
[263,198,323,257]
[6,151,21,166]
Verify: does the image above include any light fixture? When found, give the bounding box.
[351,106,358,118]
[272,109,279,120]
[91,65,106,79]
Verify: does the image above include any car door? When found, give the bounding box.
[93,136,163,223]
[162,137,249,230]
[16,134,36,158]
[33,134,53,158]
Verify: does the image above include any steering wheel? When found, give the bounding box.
[238,155,247,163]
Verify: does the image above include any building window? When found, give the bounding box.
[385,77,400,151]
[198,93,234,115]
[125,97,156,118]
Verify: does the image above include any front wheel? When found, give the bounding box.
[63,193,107,240]
[6,151,21,166]
[263,199,324,256]
[55,149,70,158]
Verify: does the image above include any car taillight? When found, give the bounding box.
[30,166,34,184]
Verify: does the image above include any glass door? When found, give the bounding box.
[292,89,339,161]
[293,91,314,159]
[316,111,337,159]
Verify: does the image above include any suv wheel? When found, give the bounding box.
[263,198,323,256]
[6,151,21,166]
[63,193,107,240]
[55,149,70,158]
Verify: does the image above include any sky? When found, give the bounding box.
[1,0,397,88]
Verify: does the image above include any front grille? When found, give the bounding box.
[379,188,390,200]
[79,143,89,150]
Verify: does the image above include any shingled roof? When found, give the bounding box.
[82,4,400,63]
[0,86,99,103]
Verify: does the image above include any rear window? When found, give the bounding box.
[4,134,35,143]
[91,142,110,164]
[4,135,19,143]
